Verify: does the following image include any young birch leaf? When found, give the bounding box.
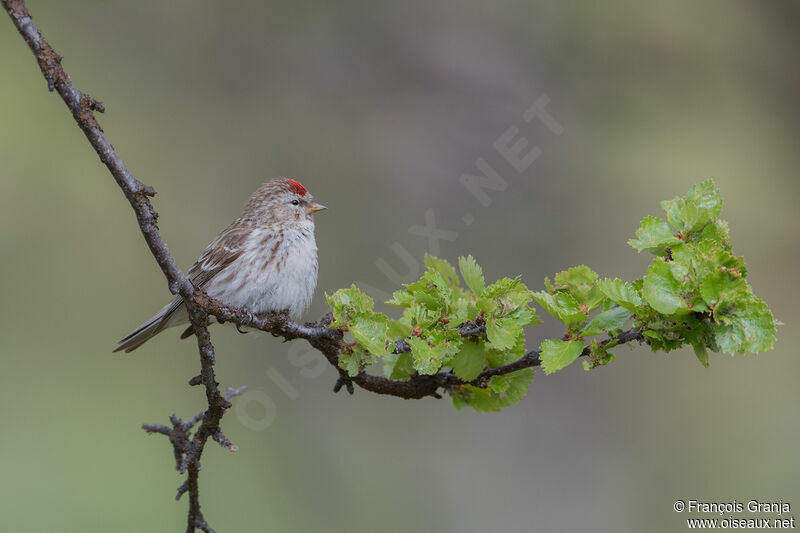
[495,369,534,407]
[338,351,363,377]
[553,265,604,311]
[415,270,453,310]
[583,339,615,370]
[532,291,587,326]
[458,255,485,296]
[554,265,598,291]
[628,216,682,253]
[642,260,687,315]
[383,353,415,380]
[539,339,584,375]
[452,369,534,412]
[406,337,440,375]
[349,315,389,356]
[450,341,487,381]
[387,314,413,339]
[486,316,523,351]
[699,270,747,307]
[424,254,460,289]
[692,342,710,368]
[338,346,375,377]
[698,219,730,245]
[386,289,414,307]
[712,298,777,354]
[687,180,723,218]
[662,181,723,235]
[582,306,633,336]
[406,336,460,375]
[326,285,376,326]
[597,278,643,312]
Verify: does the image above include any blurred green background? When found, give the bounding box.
[1,1,798,532]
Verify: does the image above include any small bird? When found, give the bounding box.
[114,178,326,353]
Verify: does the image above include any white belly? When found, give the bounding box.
[203,226,318,319]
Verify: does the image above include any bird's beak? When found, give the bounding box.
[306,202,327,214]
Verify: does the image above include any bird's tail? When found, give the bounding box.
[113,296,185,353]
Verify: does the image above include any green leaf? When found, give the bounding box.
[628,216,682,253]
[475,297,497,314]
[386,289,414,307]
[483,277,533,310]
[554,265,598,288]
[641,328,684,353]
[424,254,460,289]
[686,180,723,219]
[508,305,542,328]
[642,260,688,315]
[532,290,587,327]
[326,285,391,356]
[692,342,710,368]
[383,353,415,380]
[486,316,523,351]
[583,339,616,370]
[458,255,485,296]
[426,270,454,308]
[553,265,604,311]
[401,269,454,315]
[582,306,633,336]
[326,285,377,326]
[539,339,584,375]
[406,335,460,375]
[387,315,413,339]
[486,333,527,366]
[597,278,643,312]
[671,239,746,282]
[450,341,487,381]
[452,369,534,412]
[712,297,777,354]
[349,314,389,356]
[338,351,362,377]
[406,337,438,375]
[662,180,723,235]
[698,219,730,245]
[699,270,747,307]
[338,346,375,377]
[543,276,554,293]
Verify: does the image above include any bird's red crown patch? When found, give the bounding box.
[287,179,307,196]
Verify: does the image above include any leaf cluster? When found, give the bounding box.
[326,181,778,411]
[628,181,778,364]
[327,255,540,411]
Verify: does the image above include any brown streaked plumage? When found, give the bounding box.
[114,178,326,353]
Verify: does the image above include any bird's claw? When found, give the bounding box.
[333,376,355,395]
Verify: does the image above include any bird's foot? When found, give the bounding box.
[333,374,355,395]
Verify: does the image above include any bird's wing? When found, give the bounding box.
[188,225,250,288]
[115,225,254,351]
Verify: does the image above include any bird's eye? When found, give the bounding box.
[291,199,300,206]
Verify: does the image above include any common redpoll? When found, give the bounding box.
[114,178,326,353]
